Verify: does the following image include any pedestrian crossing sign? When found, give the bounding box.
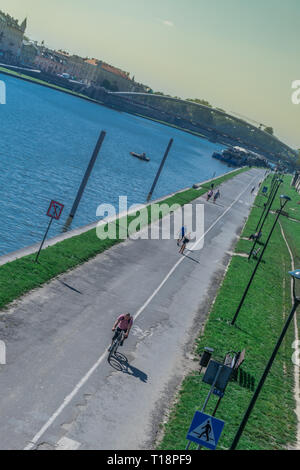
[47,200,64,220]
[186,411,225,450]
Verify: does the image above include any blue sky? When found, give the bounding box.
[1,0,300,148]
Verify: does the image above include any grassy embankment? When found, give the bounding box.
[0,168,248,310]
[0,66,100,103]
[158,174,300,450]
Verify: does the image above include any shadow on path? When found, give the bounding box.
[108,352,148,383]
[184,253,201,264]
[59,280,83,295]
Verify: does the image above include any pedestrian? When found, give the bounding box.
[213,190,220,203]
[249,231,262,241]
[206,189,214,201]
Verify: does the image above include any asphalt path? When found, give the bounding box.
[0,168,264,450]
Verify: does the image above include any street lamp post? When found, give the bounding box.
[248,179,283,260]
[254,176,280,233]
[230,269,300,450]
[231,195,291,326]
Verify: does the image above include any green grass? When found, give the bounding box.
[158,174,299,450]
[254,174,300,221]
[0,168,248,311]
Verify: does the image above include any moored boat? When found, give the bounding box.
[130,152,150,162]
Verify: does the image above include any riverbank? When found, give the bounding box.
[158,174,299,450]
[0,66,210,142]
[0,65,230,148]
[0,66,101,105]
[0,168,248,310]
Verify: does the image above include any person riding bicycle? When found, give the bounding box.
[177,225,186,246]
[109,313,133,350]
[179,232,191,255]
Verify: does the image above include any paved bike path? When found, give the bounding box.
[0,168,264,450]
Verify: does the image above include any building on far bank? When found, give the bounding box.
[0,9,150,93]
[33,47,149,92]
[34,47,69,75]
[0,10,27,63]
[20,40,39,66]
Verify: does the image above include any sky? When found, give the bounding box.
[1,0,299,148]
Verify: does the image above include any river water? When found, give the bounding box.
[0,72,228,256]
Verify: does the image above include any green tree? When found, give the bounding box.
[296,149,300,169]
[101,79,111,90]
[186,98,212,108]
[264,126,274,135]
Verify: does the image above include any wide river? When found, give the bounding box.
[0,72,228,256]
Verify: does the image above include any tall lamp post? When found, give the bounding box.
[230,269,300,450]
[254,177,280,234]
[231,195,291,326]
[248,179,283,260]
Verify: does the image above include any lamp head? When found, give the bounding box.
[280,194,291,207]
[289,270,300,302]
[289,270,300,280]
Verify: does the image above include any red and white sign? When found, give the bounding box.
[47,200,64,220]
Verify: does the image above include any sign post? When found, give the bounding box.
[35,200,64,263]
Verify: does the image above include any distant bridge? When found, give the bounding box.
[107,91,296,166]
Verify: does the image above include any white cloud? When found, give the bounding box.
[157,18,174,27]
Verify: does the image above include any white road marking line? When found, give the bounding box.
[56,437,81,450]
[24,171,259,451]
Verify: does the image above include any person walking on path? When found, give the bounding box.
[206,189,214,201]
[213,190,221,203]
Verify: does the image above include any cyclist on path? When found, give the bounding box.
[109,313,133,351]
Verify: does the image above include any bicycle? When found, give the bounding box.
[108,329,126,359]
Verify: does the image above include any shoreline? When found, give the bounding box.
[0,66,221,143]
[0,167,245,266]
[0,167,249,311]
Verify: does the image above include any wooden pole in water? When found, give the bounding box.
[64,130,106,230]
[146,138,174,203]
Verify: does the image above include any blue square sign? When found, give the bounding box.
[186,411,225,450]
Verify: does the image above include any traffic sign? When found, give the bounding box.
[47,200,64,220]
[203,360,233,393]
[186,411,225,450]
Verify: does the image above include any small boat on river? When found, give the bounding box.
[130,152,150,162]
